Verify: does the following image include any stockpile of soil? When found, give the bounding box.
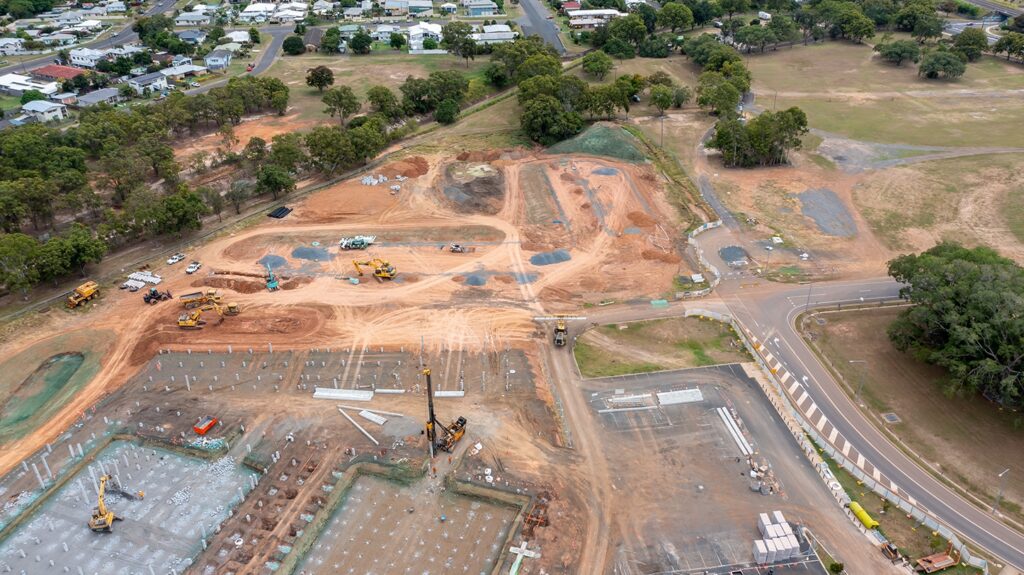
[627,211,658,229]
[200,276,265,294]
[386,156,429,178]
[442,162,505,215]
[456,150,502,162]
[641,249,681,263]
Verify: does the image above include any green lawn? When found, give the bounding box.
[0,93,21,113]
[573,340,665,378]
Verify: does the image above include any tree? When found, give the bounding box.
[243,136,268,166]
[306,65,335,92]
[658,3,694,32]
[226,182,251,214]
[719,0,747,19]
[993,32,1024,62]
[919,50,966,79]
[256,164,296,199]
[249,27,261,44]
[61,223,107,273]
[19,90,46,105]
[608,14,648,47]
[647,71,674,87]
[585,84,630,119]
[829,563,845,574]
[304,125,355,174]
[696,71,741,116]
[367,85,404,120]
[435,98,459,124]
[267,133,307,172]
[707,107,807,167]
[581,50,614,80]
[350,30,373,54]
[520,94,584,145]
[321,28,342,53]
[34,235,73,284]
[11,176,56,230]
[735,25,776,53]
[768,15,799,45]
[911,14,942,43]
[672,86,692,108]
[322,86,361,124]
[156,188,207,235]
[199,186,224,222]
[875,39,921,65]
[887,243,1024,408]
[0,233,39,296]
[0,184,27,232]
[423,37,438,50]
[442,21,477,65]
[428,70,470,104]
[514,54,562,83]
[649,84,674,115]
[844,13,877,43]
[603,37,637,59]
[953,27,988,61]
[283,35,306,55]
[390,32,407,51]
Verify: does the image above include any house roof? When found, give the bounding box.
[76,87,120,105]
[177,29,207,39]
[51,92,78,99]
[33,64,88,79]
[131,71,165,84]
[206,49,231,58]
[175,12,209,20]
[482,23,511,32]
[224,30,250,42]
[22,100,65,112]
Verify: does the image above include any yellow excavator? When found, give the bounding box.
[89,475,122,532]
[422,368,466,456]
[353,258,398,281]
[177,302,240,329]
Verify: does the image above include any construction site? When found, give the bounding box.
[0,148,900,575]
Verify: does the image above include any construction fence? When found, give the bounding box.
[685,308,990,574]
[680,220,723,299]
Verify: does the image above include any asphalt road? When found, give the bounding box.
[720,278,1024,570]
[966,0,1022,16]
[0,0,177,76]
[186,26,290,95]
[515,0,567,54]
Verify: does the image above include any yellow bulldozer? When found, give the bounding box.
[177,302,240,329]
[88,475,122,532]
[353,258,398,281]
[66,281,99,308]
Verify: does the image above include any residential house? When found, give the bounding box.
[203,48,232,70]
[0,73,60,95]
[372,24,401,42]
[52,12,84,25]
[383,0,408,15]
[338,24,363,39]
[224,30,251,43]
[440,2,457,13]
[175,12,211,25]
[38,33,78,45]
[238,2,275,22]
[75,87,122,106]
[32,64,88,82]
[217,41,243,53]
[342,6,364,18]
[159,63,207,79]
[471,23,517,44]
[172,54,193,66]
[70,47,105,67]
[407,21,441,49]
[106,45,145,58]
[127,71,168,95]
[0,38,25,55]
[176,29,208,44]
[50,92,79,105]
[559,1,580,12]
[567,8,624,27]
[408,0,433,15]
[72,19,104,32]
[105,1,127,13]
[465,0,497,16]
[273,7,307,22]
[21,100,68,122]
[312,0,337,15]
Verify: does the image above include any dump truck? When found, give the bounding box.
[66,281,99,308]
[339,235,376,250]
[553,318,568,347]
[179,289,222,309]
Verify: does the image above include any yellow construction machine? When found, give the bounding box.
[177,302,240,329]
[422,368,467,456]
[353,258,398,281]
[66,281,99,308]
[88,475,122,532]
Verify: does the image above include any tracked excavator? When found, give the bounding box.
[353,258,398,281]
[422,368,466,456]
[88,475,122,532]
[177,302,240,329]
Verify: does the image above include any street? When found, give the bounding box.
[515,0,567,54]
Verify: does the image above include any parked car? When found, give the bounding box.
[186,261,202,274]
[167,253,186,265]
[189,81,200,88]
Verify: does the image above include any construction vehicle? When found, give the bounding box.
[177,302,239,329]
[339,235,376,250]
[447,243,475,253]
[553,317,568,347]
[88,475,122,532]
[353,258,398,281]
[265,264,279,291]
[881,542,901,562]
[422,368,467,456]
[66,281,99,308]
[143,287,172,304]
[179,289,221,309]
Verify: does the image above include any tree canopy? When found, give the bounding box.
[887,243,1024,408]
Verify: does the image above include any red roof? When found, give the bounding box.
[33,64,88,80]
[562,1,581,8]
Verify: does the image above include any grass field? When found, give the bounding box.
[573,316,749,378]
[744,41,1024,147]
[266,52,491,123]
[811,307,1024,524]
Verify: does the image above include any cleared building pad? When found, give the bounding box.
[0,441,255,575]
[298,475,516,575]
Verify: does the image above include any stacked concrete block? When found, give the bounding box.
[753,510,800,564]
